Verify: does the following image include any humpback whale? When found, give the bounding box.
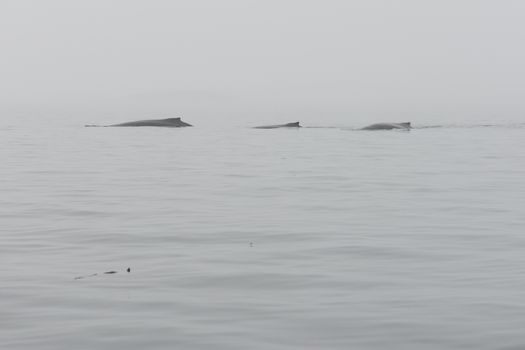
[254,122,301,129]
[85,117,192,127]
[361,122,411,130]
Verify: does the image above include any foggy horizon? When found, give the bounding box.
[4,3,525,349]
[2,0,525,126]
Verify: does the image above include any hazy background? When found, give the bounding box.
[3,2,525,349]
[1,0,524,127]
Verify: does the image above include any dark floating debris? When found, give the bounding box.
[74,268,130,280]
[74,273,97,280]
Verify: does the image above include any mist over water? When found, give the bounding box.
[2,119,525,349]
[2,0,525,348]
[2,0,525,126]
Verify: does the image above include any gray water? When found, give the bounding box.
[2,121,525,349]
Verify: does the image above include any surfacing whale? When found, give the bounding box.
[361,122,411,130]
[253,122,301,129]
[85,117,192,127]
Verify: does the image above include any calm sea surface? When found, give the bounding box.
[1,120,525,349]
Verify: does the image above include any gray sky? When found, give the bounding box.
[1,0,524,125]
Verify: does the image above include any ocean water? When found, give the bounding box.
[1,121,525,349]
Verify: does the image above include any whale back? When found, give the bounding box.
[361,122,411,130]
[254,121,301,129]
[109,117,192,127]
